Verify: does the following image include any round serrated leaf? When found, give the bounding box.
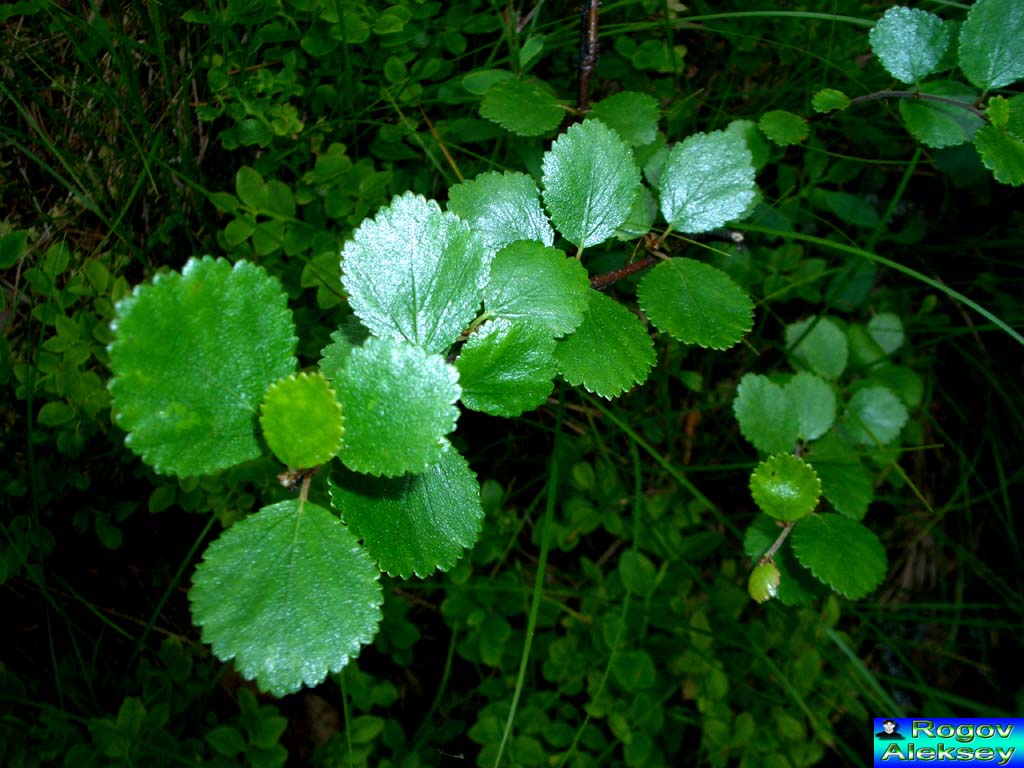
[806,431,874,521]
[743,514,827,606]
[974,125,1024,186]
[899,81,983,149]
[189,499,383,696]
[812,89,851,113]
[758,110,809,146]
[659,129,756,234]
[554,289,655,399]
[541,119,641,249]
[785,316,848,380]
[869,6,949,84]
[483,241,591,337]
[636,258,753,350]
[867,312,904,355]
[447,171,554,251]
[790,514,886,599]
[958,0,1024,90]
[329,446,483,578]
[480,77,564,137]
[318,319,370,384]
[750,453,821,522]
[335,338,460,477]
[784,372,836,442]
[456,318,556,417]
[587,91,660,146]
[843,385,908,446]
[109,257,297,477]
[259,372,344,469]
[733,373,799,455]
[341,192,492,354]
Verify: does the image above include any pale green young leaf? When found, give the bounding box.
[974,126,1024,186]
[541,119,641,248]
[843,385,908,446]
[483,241,590,337]
[958,0,1024,90]
[190,499,382,697]
[108,257,297,477]
[480,77,564,137]
[899,81,983,148]
[785,316,848,380]
[587,91,660,146]
[329,445,483,578]
[790,514,887,599]
[784,372,836,442]
[750,453,822,522]
[259,372,344,469]
[636,258,753,350]
[869,6,950,84]
[455,318,557,417]
[867,312,904,355]
[812,89,851,113]
[334,337,460,477]
[758,110,810,146]
[554,289,655,399]
[743,514,827,606]
[659,130,756,233]
[733,373,799,455]
[806,431,874,521]
[446,171,554,251]
[341,192,492,354]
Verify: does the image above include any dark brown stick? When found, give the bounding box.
[589,255,657,291]
[577,0,600,114]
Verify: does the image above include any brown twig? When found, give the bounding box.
[589,254,657,290]
[576,0,600,114]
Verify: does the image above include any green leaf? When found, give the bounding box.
[612,650,656,691]
[790,514,886,599]
[109,257,297,477]
[0,230,29,269]
[455,318,556,417]
[870,364,924,408]
[867,312,904,355]
[190,499,383,696]
[341,192,492,354]
[733,373,799,455]
[748,560,781,603]
[899,81,984,149]
[785,316,848,380]
[869,6,950,84]
[806,431,874,521]
[259,372,344,469]
[483,241,591,337]
[618,550,657,596]
[758,110,810,146]
[554,289,655,399]
[206,726,246,757]
[784,372,836,442]
[958,0,1024,90]
[235,166,267,210]
[329,445,483,578]
[334,337,460,477]
[812,89,851,113]
[750,453,822,522]
[811,189,880,228]
[38,401,75,426]
[974,125,1024,186]
[480,77,564,137]
[636,258,753,350]
[843,385,908,446]
[318,319,370,384]
[743,515,827,606]
[614,186,658,240]
[587,91,660,146]
[447,171,554,251]
[541,119,641,249]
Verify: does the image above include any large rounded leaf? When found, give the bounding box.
[869,6,949,84]
[480,77,564,137]
[109,257,297,477]
[733,373,799,455]
[190,499,383,697]
[790,514,887,600]
[899,81,983,149]
[447,171,554,251]
[958,0,1024,90]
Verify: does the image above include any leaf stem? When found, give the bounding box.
[847,89,987,121]
[761,521,796,563]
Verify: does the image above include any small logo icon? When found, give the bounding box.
[875,719,906,741]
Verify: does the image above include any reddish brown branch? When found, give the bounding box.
[577,0,600,114]
[589,255,657,291]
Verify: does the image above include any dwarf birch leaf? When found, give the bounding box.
[587,91,660,146]
[869,6,950,84]
[659,130,756,234]
[812,89,851,113]
[480,77,564,136]
[329,446,484,578]
[733,373,799,455]
[189,499,382,697]
[541,119,641,248]
[259,372,344,469]
[899,81,983,148]
[791,514,887,599]
[958,0,1024,90]
[974,125,1024,186]
[785,316,848,380]
[743,514,827,607]
[554,290,655,399]
[318,319,370,383]
[447,171,554,251]
[614,186,658,240]
[334,338,460,477]
[843,386,908,446]
[483,241,590,337]
[758,110,810,146]
[867,312,904,355]
[108,257,297,477]
[636,258,753,350]
[750,453,821,522]
[341,192,492,354]
[784,372,836,442]
[456,319,556,417]
[806,431,874,521]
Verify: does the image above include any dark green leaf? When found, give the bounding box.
[790,514,887,599]
[974,125,1024,186]
[480,77,564,137]
[958,0,1024,90]
[869,6,949,84]
[758,110,810,146]
[806,431,874,521]
[587,91,660,146]
[843,386,908,446]
[784,372,836,442]
[785,316,848,380]
[733,373,799,455]
[899,81,983,149]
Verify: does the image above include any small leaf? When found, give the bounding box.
[869,6,950,84]
[958,0,1024,90]
[480,77,564,137]
[447,171,554,251]
[614,186,658,240]
[987,96,1011,127]
[329,445,484,578]
[259,372,344,469]
[554,290,655,399]
[334,337,460,477]
[867,312,904,355]
[318,319,370,383]
[618,550,657,596]
[109,258,297,477]
[659,129,757,234]
[733,373,799,455]
[790,514,887,599]
[190,499,383,696]
[341,192,492,354]
[743,515,827,606]
[785,316,848,380]
[750,453,822,522]
[38,401,76,426]
[784,372,836,442]
[758,110,810,146]
[0,230,29,269]
[587,91,660,146]
[812,89,851,113]
[483,241,591,337]
[899,81,984,149]
[843,386,908,446]
[541,119,641,249]
[455,318,556,417]
[748,560,781,603]
[806,431,874,521]
[235,166,267,210]
[974,125,1024,186]
[636,258,753,350]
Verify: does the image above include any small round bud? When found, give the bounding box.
[748,560,781,604]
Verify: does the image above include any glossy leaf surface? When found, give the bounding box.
[587,91,660,146]
[869,6,949,84]
[750,453,822,522]
[447,171,554,251]
[974,126,1024,186]
[958,0,1024,90]
[843,386,908,446]
[899,81,983,149]
[480,78,564,137]
[784,372,836,442]
[743,514,827,607]
[259,372,344,469]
